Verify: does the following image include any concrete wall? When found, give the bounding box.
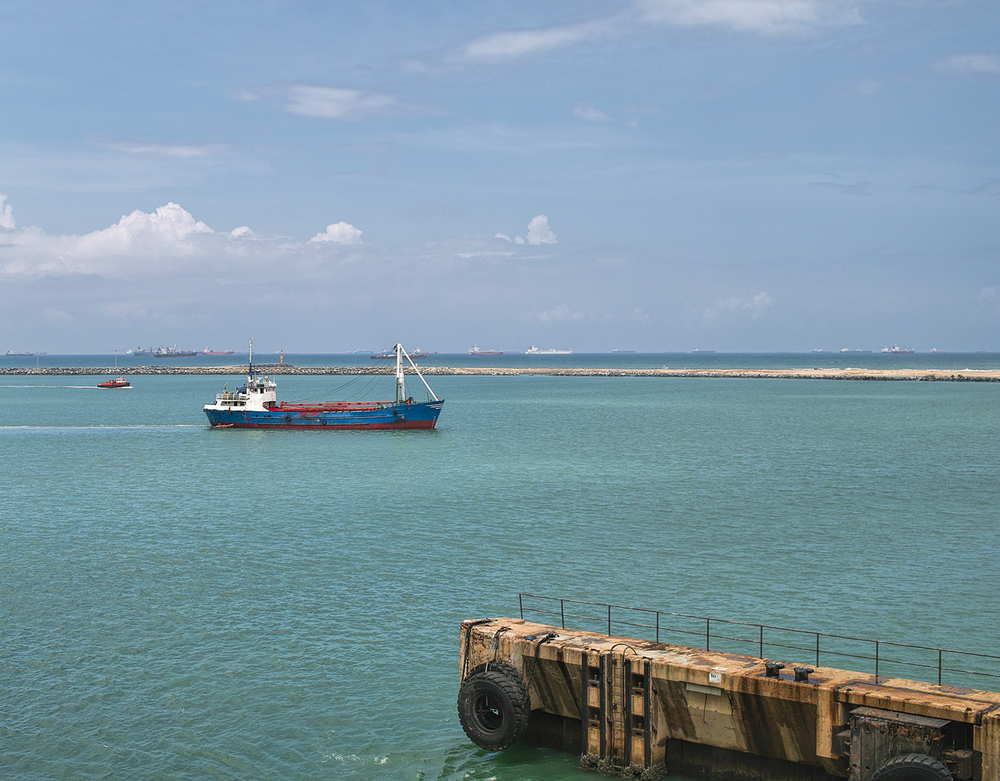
[459,618,1000,780]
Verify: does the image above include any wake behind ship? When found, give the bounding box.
[203,341,443,430]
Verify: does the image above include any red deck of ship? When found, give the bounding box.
[276,400,396,412]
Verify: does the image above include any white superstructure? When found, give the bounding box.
[203,338,277,414]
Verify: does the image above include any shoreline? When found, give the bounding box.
[2,365,999,381]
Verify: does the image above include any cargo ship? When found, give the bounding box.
[372,349,427,359]
[525,346,571,355]
[203,341,443,430]
[153,346,197,358]
[468,346,502,356]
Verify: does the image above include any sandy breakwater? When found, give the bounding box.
[3,365,1000,381]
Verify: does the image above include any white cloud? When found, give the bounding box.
[746,291,773,318]
[526,215,557,245]
[0,194,14,229]
[539,304,584,323]
[854,79,883,95]
[0,202,219,278]
[0,199,376,288]
[706,291,773,320]
[933,54,1000,75]
[454,250,517,259]
[515,236,525,244]
[43,307,74,323]
[459,20,608,62]
[445,0,860,70]
[574,103,612,121]
[636,0,861,35]
[309,222,363,245]
[73,203,213,259]
[101,142,230,157]
[495,233,512,242]
[285,86,397,119]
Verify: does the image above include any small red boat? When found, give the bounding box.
[98,376,131,389]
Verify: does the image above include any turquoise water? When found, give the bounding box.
[2,372,999,779]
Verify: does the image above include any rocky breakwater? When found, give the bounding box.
[0,364,287,376]
[428,366,1000,381]
[2,365,999,381]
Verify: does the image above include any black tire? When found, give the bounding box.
[457,662,530,751]
[871,754,953,781]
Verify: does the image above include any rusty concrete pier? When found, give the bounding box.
[457,600,1000,781]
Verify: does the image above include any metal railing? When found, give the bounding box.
[517,593,1000,689]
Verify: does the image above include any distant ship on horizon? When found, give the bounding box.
[373,349,428,359]
[525,346,571,355]
[469,346,503,356]
[152,346,198,358]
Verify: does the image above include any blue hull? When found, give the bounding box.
[205,399,444,429]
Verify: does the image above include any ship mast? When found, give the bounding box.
[394,343,439,402]
[395,343,405,403]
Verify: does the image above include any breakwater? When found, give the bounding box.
[3,365,1000,381]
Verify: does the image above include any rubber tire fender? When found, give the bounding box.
[871,754,954,781]
[457,662,530,751]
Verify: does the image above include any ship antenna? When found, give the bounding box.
[248,337,253,379]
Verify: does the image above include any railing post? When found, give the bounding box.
[706,618,711,651]
[938,649,943,686]
[560,599,566,629]
[607,604,612,635]
[816,633,820,667]
[656,612,660,643]
[875,640,880,682]
[759,625,764,659]
[519,593,524,620]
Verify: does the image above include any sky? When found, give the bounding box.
[1,0,997,354]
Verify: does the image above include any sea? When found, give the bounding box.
[3,352,999,780]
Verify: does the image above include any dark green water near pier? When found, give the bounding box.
[2,366,999,779]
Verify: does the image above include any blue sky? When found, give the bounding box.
[1,0,997,353]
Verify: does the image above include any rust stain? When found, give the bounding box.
[460,618,1000,779]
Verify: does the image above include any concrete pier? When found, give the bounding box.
[458,617,1000,781]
